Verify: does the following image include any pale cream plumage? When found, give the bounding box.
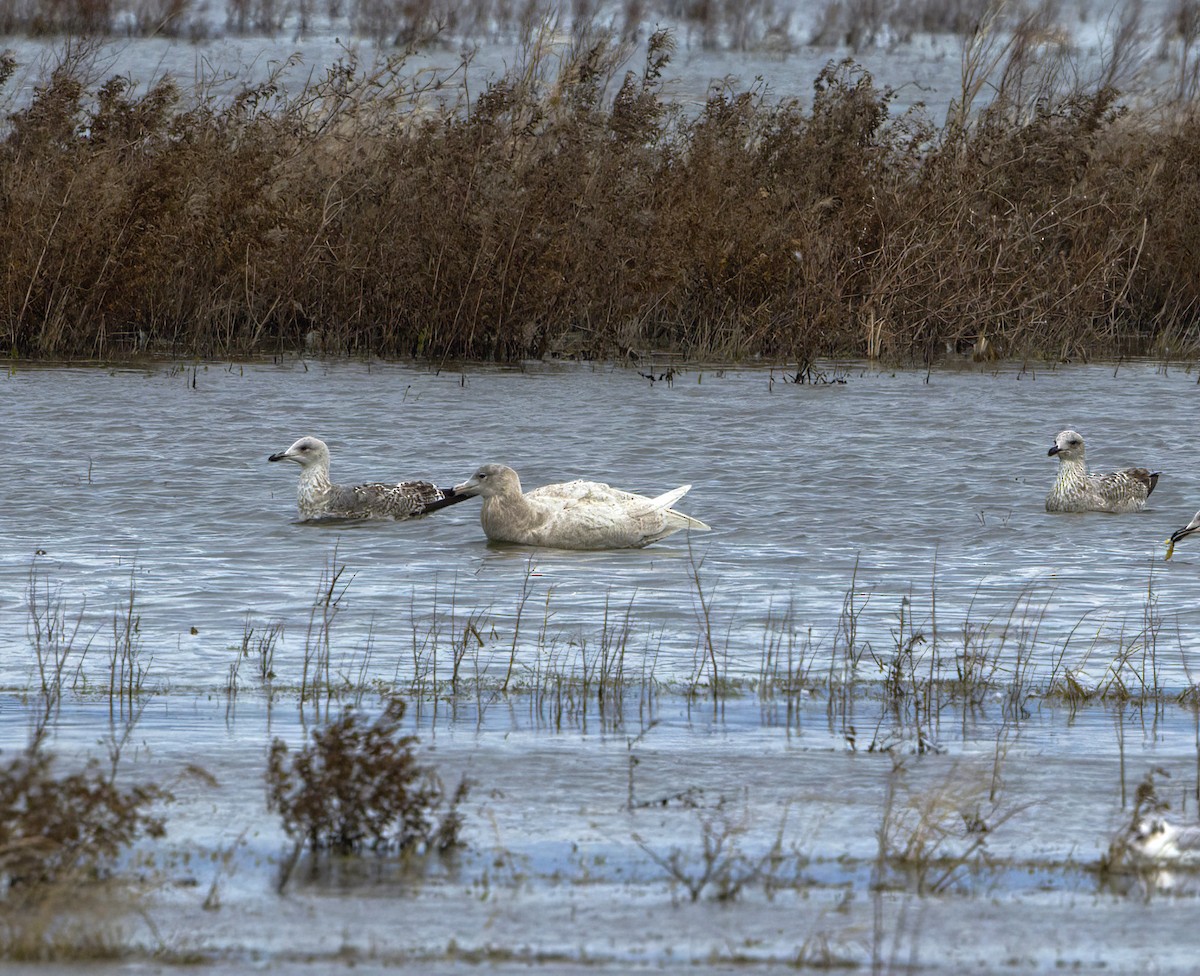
[453,463,710,549]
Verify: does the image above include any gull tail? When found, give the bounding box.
[652,485,711,532]
[668,511,712,532]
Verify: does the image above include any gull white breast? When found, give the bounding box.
[1128,817,1200,864]
[1045,430,1159,514]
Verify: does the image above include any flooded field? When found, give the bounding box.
[6,359,1200,972]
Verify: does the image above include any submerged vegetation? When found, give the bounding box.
[17,551,1200,729]
[7,548,1200,965]
[0,739,168,898]
[3,0,1200,362]
[0,710,171,960]
[267,695,469,888]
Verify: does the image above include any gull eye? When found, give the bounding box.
[299,444,310,451]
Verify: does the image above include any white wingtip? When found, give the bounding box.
[650,485,692,510]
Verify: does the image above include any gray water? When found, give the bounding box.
[4,359,1200,692]
[7,359,1200,973]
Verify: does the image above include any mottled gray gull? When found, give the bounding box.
[1045,430,1159,514]
[452,463,711,549]
[269,436,467,521]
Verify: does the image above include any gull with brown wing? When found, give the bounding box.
[269,436,467,521]
[1045,430,1159,514]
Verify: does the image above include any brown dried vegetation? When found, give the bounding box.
[266,696,468,862]
[3,17,1200,363]
[0,732,169,960]
[0,745,167,896]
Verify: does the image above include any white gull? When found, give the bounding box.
[1128,817,1200,864]
[269,436,466,521]
[452,463,710,549]
[1045,429,1159,514]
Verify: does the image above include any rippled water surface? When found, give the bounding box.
[7,359,1200,973]
[5,358,1200,690]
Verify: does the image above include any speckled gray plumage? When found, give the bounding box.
[269,436,466,521]
[1045,430,1158,514]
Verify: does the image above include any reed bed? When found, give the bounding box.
[3,3,1200,363]
[0,0,1025,48]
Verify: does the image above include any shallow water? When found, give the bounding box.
[8,359,1200,972]
[5,690,1200,974]
[5,359,1200,693]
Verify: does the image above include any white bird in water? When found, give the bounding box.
[1166,510,1200,561]
[1045,430,1159,514]
[452,463,710,549]
[269,436,467,521]
[1128,817,1200,864]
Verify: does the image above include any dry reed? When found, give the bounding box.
[1,12,1200,363]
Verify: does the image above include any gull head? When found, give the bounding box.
[269,436,330,469]
[454,463,521,499]
[1167,509,1200,560]
[1048,429,1085,461]
[1131,817,1180,860]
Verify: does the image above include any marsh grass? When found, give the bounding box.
[15,548,1196,739]
[873,753,1026,894]
[633,794,800,902]
[756,596,818,720]
[26,564,92,728]
[1,649,174,961]
[106,572,149,719]
[299,551,353,718]
[0,875,151,961]
[1043,562,1174,708]
[395,564,652,732]
[240,613,283,684]
[4,7,1200,363]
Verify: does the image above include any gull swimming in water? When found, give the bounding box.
[1127,817,1200,864]
[269,436,467,521]
[1045,430,1159,514]
[1166,510,1200,560]
[452,463,710,549]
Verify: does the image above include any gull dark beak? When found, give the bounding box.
[1170,523,1200,546]
[268,451,289,462]
[1047,445,1060,457]
[1166,512,1200,560]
